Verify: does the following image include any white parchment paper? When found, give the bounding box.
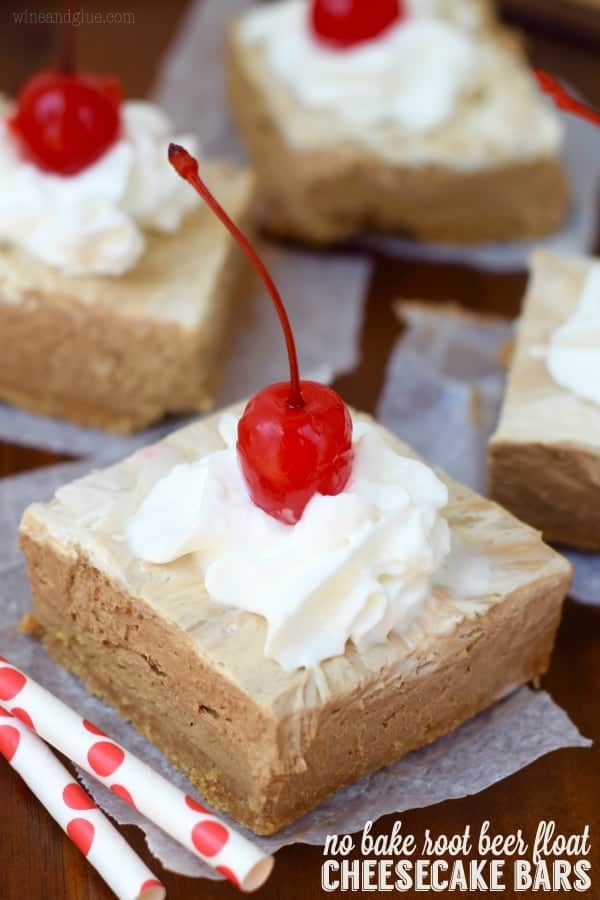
[156,0,600,274]
[379,304,600,607]
[0,246,369,458]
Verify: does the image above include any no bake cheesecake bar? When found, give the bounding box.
[0,163,254,432]
[20,408,571,834]
[227,0,568,245]
[490,250,600,550]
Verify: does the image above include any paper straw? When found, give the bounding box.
[0,658,274,892]
[0,707,165,900]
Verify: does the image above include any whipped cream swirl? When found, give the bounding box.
[0,101,198,277]
[127,414,454,671]
[546,264,600,407]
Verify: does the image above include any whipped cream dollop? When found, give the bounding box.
[237,0,562,166]
[0,101,198,276]
[128,414,458,671]
[546,264,600,407]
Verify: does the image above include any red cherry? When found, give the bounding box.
[168,144,354,524]
[535,70,600,128]
[238,382,353,524]
[310,0,403,50]
[9,69,122,175]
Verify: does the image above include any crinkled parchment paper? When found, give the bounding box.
[0,441,590,880]
[379,304,600,607]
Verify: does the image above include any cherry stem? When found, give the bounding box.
[168,144,304,408]
[535,70,600,128]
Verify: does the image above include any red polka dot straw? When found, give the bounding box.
[217,866,240,889]
[110,783,136,808]
[83,719,107,736]
[0,724,20,762]
[140,879,165,896]
[87,741,125,777]
[191,820,229,857]
[11,708,35,731]
[63,783,97,811]
[0,658,274,891]
[66,818,96,857]
[0,713,164,898]
[185,794,208,814]
[0,667,27,702]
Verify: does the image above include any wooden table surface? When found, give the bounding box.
[1,2,599,898]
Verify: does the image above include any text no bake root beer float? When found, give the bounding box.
[20,145,572,835]
[0,37,253,432]
[226,0,568,245]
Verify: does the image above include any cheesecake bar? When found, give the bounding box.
[490,250,600,550]
[0,163,253,433]
[20,408,570,834]
[227,0,568,245]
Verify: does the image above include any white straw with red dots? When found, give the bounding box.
[0,658,274,892]
[0,707,165,900]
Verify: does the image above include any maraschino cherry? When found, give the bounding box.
[535,70,600,128]
[310,0,403,50]
[8,22,122,175]
[168,144,354,525]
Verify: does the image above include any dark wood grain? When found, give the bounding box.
[0,2,599,898]
[501,0,600,45]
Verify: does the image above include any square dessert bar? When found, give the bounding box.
[489,251,600,551]
[226,4,568,245]
[20,410,571,835]
[0,163,253,433]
